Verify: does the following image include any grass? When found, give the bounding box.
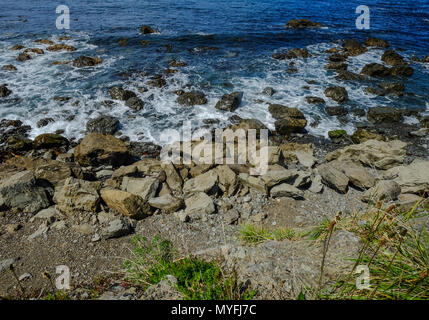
[122,235,257,300]
[317,199,429,300]
[239,223,302,245]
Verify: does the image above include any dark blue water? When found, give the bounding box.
[1,0,428,142]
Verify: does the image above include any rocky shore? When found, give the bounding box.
[0,25,428,299]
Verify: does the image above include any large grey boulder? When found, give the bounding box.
[382,159,429,195]
[183,170,218,195]
[121,177,160,201]
[362,180,401,202]
[270,183,304,199]
[185,192,215,215]
[317,163,349,193]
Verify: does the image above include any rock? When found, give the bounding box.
[261,165,298,188]
[74,133,132,167]
[367,106,403,124]
[224,209,240,225]
[109,87,137,101]
[351,128,383,144]
[53,177,101,214]
[325,106,348,116]
[273,48,311,59]
[146,77,167,88]
[270,183,304,199]
[378,82,405,95]
[0,171,50,213]
[102,218,132,239]
[390,65,414,77]
[365,37,390,47]
[143,276,183,300]
[362,180,401,202]
[24,48,44,55]
[35,39,55,45]
[185,192,215,215]
[324,86,348,103]
[140,25,158,34]
[0,84,12,98]
[305,96,325,104]
[5,135,32,151]
[121,177,160,201]
[381,49,405,66]
[270,105,307,135]
[33,206,58,222]
[37,117,55,128]
[309,174,323,193]
[169,60,187,67]
[328,130,350,144]
[325,62,348,71]
[238,173,267,194]
[11,44,25,50]
[328,53,348,62]
[16,53,31,62]
[162,163,183,194]
[33,133,69,149]
[125,97,144,111]
[176,91,207,106]
[215,92,243,112]
[183,170,218,195]
[34,161,73,186]
[335,70,365,81]
[86,116,119,135]
[262,87,275,96]
[382,159,429,195]
[326,139,407,170]
[72,56,102,68]
[0,258,19,273]
[2,65,17,71]
[420,116,429,128]
[293,171,312,188]
[148,195,183,214]
[285,19,322,28]
[361,63,391,77]
[231,118,268,131]
[317,163,349,193]
[73,223,94,235]
[337,161,375,189]
[216,165,238,196]
[46,44,76,52]
[100,189,151,219]
[342,39,367,56]
[280,143,316,168]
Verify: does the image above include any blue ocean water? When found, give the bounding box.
[0,0,428,142]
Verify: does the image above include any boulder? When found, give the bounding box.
[361,63,391,77]
[86,116,119,135]
[305,96,325,104]
[335,161,375,189]
[342,39,367,56]
[261,165,298,188]
[140,25,158,34]
[183,169,218,195]
[109,87,137,101]
[74,133,132,167]
[328,130,350,144]
[324,86,348,103]
[125,97,144,111]
[100,189,150,219]
[382,159,429,195]
[101,218,132,239]
[335,70,365,81]
[53,177,101,214]
[238,173,267,194]
[215,92,243,112]
[176,91,207,106]
[33,133,69,149]
[280,143,316,168]
[390,65,414,77]
[2,65,17,71]
[270,183,304,199]
[326,139,407,170]
[16,53,31,62]
[285,19,322,28]
[46,44,76,52]
[121,177,160,201]
[37,118,54,128]
[351,128,383,144]
[185,192,215,215]
[325,106,348,116]
[72,56,102,68]
[381,49,405,66]
[365,37,390,47]
[0,84,12,98]
[362,180,401,202]
[146,77,166,88]
[317,163,349,193]
[216,165,238,196]
[148,195,183,214]
[0,171,50,213]
[367,106,403,124]
[269,104,307,134]
[325,62,348,71]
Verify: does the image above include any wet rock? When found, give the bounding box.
[324,86,348,103]
[285,19,323,28]
[46,44,76,52]
[2,65,17,71]
[140,25,158,34]
[325,62,348,71]
[53,177,101,214]
[36,117,55,128]
[325,106,348,116]
[287,48,311,59]
[262,87,275,96]
[351,128,383,144]
[0,171,50,213]
[328,53,347,62]
[11,44,25,50]
[169,60,187,67]
[317,163,349,193]
[109,87,137,101]
[269,104,307,135]
[378,81,405,96]
[305,96,325,104]
[361,63,391,77]
[215,92,243,112]
[86,116,119,135]
[33,133,69,149]
[35,39,55,45]
[125,97,144,111]
[176,91,207,106]
[270,183,304,199]
[146,77,167,88]
[118,38,128,46]
[390,64,414,77]
[365,37,390,47]
[328,130,350,144]
[24,48,44,55]
[16,53,31,62]
[72,56,102,68]
[185,192,215,216]
[100,189,151,219]
[367,106,403,124]
[74,133,132,167]
[0,84,12,98]
[362,180,401,202]
[381,49,405,66]
[335,70,365,81]
[102,218,132,239]
[6,135,32,151]
[342,39,367,56]
[420,116,429,128]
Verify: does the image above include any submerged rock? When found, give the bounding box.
[109,87,137,101]
[0,84,12,98]
[324,86,348,103]
[125,97,144,111]
[140,25,158,34]
[367,106,403,124]
[72,56,102,68]
[306,96,325,104]
[46,44,76,52]
[86,116,119,135]
[176,91,207,106]
[361,63,391,77]
[365,37,390,47]
[285,19,323,28]
[2,65,17,71]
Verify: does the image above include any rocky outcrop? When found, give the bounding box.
[381,49,405,66]
[74,133,132,167]
[342,39,367,56]
[285,19,323,28]
[365,37,390,47]
[125,97,144,111]
[305,96,325,104]
[215,92,243,112]
[53,177,101,214]
[86,116,119,135]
